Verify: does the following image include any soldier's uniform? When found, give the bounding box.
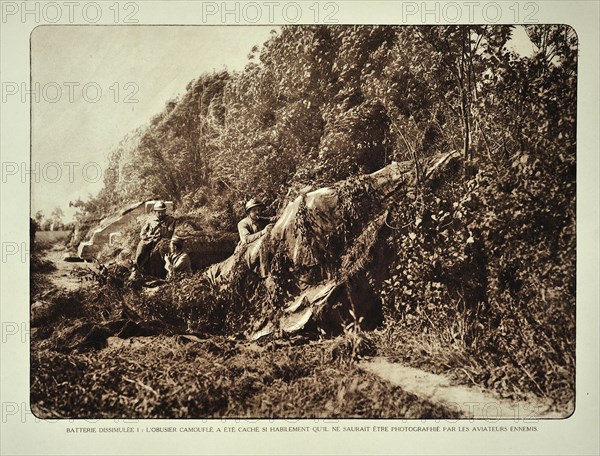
[236,199,276,278]
[134,203,176,277]
[237,215,274,244]
[165,251,192,279]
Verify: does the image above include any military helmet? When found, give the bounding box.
[245,198,265,213]
[170,235,185,247]
[153,200,167,212]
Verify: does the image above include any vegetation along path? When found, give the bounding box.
[361,358,564,419]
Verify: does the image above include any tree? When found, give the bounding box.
[34,210,44,227]
[47,207,64,231]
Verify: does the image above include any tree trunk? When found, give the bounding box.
[460,27,471,161]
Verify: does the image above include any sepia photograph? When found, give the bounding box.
[0,0,597,454]
[27,23,579,422]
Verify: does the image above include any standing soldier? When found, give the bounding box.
[134,200,176,277]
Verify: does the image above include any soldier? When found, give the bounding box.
[237,199,276,244]
[134,200,176,276]
[237,198,277,278]
[164,235,192,279]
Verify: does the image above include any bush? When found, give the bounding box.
[378,149,575,405]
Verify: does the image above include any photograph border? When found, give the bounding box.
[2,1,598,455]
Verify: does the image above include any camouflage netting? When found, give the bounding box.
[202,151,462,339]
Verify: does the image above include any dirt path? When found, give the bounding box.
[361,357,566,419]
[41,247,96,291]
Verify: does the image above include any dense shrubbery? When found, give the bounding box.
[377,150,575,404]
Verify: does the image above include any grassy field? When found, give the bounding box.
[32,333,460,419]
[35,230,71,244]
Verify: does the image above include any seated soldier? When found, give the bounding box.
[164,235,192,279]
[237,199,276,244]
[134,200,176,277]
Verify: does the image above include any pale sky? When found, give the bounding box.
[31,25,534,222]
[509,25,537,56]
[31,25,277,221]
